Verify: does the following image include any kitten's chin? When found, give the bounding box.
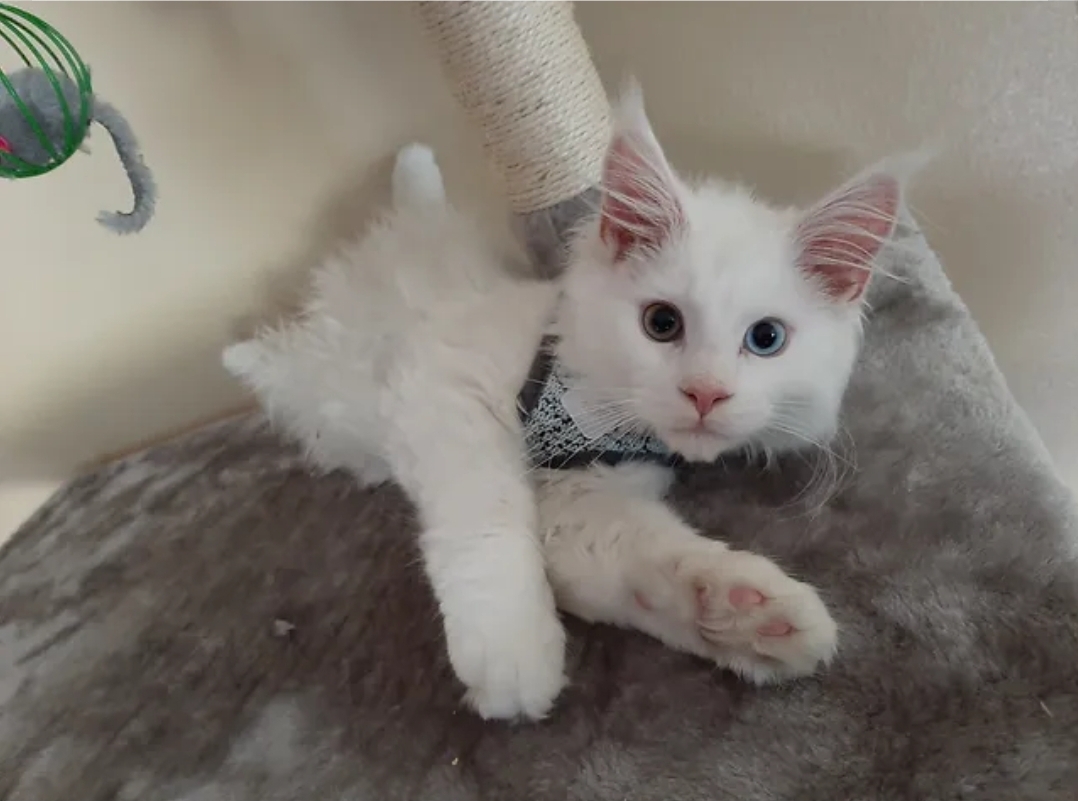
[661,430,738,464]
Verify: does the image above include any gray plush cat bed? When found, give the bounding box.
[2,217,1076,800]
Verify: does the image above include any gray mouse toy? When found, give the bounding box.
[0,67,157,234]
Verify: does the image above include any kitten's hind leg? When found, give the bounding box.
[392,143,447,208]
[537,464,838,685]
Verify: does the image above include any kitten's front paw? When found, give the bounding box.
[443,593,567,721]
[637,548,838,684]
[688,551,838,683]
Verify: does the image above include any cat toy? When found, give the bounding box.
[0,3,156,234]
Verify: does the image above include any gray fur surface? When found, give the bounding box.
[0,67,156,234]
[2,220,1078,800]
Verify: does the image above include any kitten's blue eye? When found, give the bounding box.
[743,318,787,357]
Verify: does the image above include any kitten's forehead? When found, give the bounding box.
[640,183,802,305]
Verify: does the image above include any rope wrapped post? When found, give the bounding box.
[416,1,610,277]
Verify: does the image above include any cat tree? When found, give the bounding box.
[416,1,609,276]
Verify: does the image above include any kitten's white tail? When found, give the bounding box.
[392,143,446,209]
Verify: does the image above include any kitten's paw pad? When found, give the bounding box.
[444,596,567,722]
[756,619,795,637]
[683,552,838,684]
[725,585,766,609]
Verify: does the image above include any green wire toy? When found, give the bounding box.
[0,3,156,233]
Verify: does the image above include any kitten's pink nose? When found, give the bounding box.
[680,384,732,417]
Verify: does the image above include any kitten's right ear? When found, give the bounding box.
[598,81,685,262]
[795,163,913,304]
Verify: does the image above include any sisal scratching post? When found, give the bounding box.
[416,1,610,277]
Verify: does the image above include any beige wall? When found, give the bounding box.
[3,2,1078,536]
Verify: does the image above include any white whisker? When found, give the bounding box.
[761,412,858,518]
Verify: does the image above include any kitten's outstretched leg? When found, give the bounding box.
[388,389,567,720]
[537,464,838,684]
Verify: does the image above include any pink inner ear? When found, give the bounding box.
[797,174,900,303]
[599,135,683,262]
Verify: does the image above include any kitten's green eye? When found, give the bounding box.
[641,302,684,343]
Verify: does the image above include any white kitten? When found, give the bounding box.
[223,87,905,721]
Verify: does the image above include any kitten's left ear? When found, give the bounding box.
[599,81,685,262]
[795,164,910,304]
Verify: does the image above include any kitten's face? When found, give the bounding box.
[558,86,902,463]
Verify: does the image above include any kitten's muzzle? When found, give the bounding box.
[679,384,733,418]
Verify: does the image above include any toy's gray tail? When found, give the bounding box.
[92,99,157,235]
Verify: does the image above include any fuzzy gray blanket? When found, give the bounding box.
[2,221,1077,800]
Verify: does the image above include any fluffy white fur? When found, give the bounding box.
[223,88,906,722]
